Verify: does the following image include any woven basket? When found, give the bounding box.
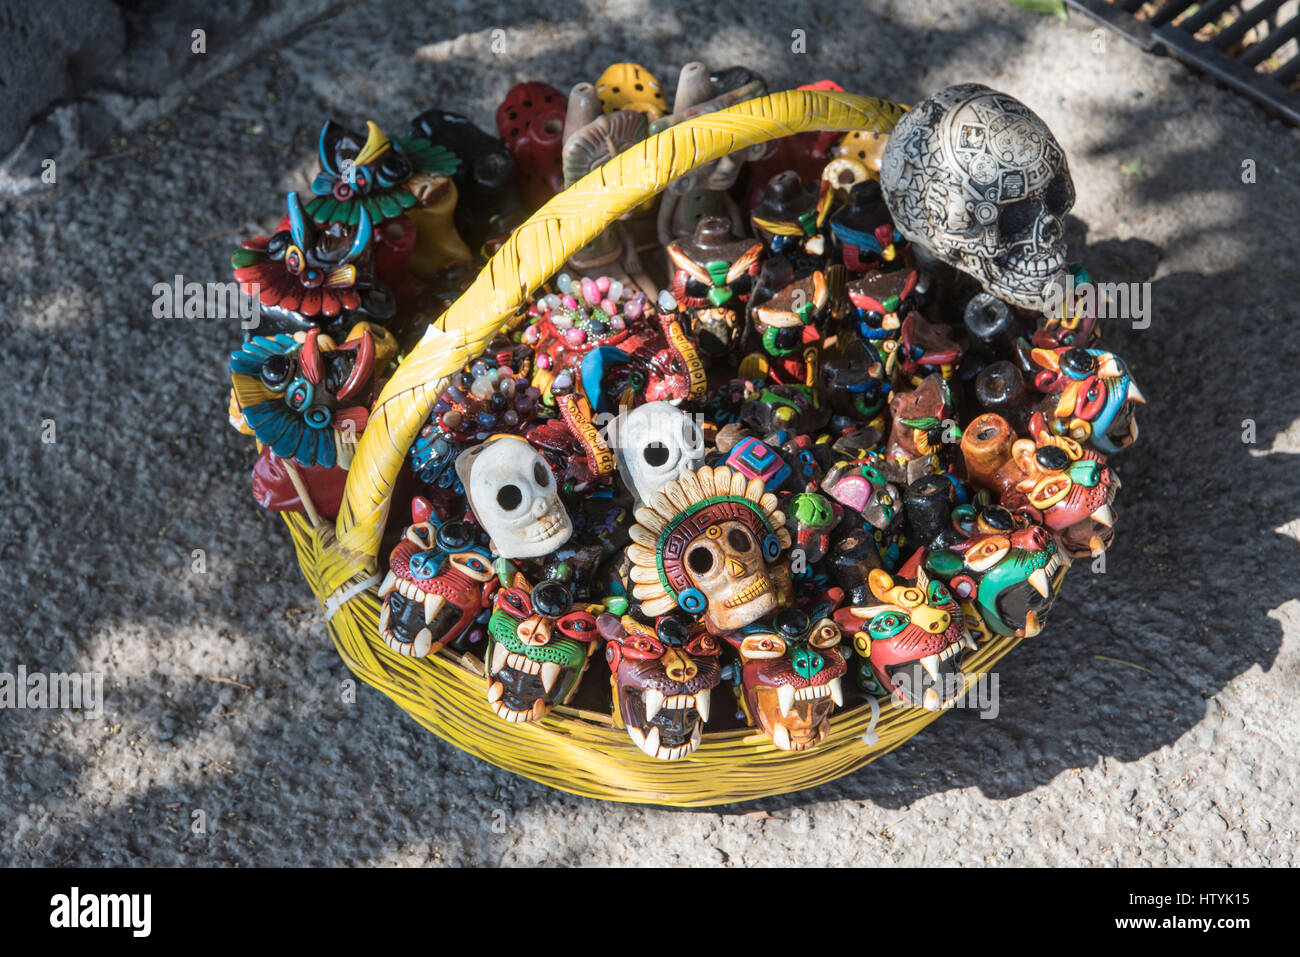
[270,88,1033,807]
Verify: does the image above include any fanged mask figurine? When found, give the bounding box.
[834,566,974,711]
[1029,347,1144,455]
[232,192,393,337]
[600,613,721,760]
[485,570,600,722]
[961,413,1117,557]
[726,605,847,751]
[625,465,793,634]
[667,217,764,357]
[456,435,574,559]
[880,83,1075,312]
[924,506,1067,640]
[378,498,498,657]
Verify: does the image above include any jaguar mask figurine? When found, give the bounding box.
[600,614,721,760]
[834,565,974,711]
[378,498,498,657]
[726,604,847,752]
[485,567,600,722]
[923,506,1068,640]
[961,413,1117,557]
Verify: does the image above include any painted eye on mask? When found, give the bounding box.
[557,613,598,641]
[965,536,1010,572]
[498,587,532,616]
[809,621,841,649]
[1077,379,1106,420]
[685,634,720,657]
[869,611,909,639]
[284,244,305,274]
[740,634,787,660]
[926,580,953,607]
[1029,476,1072,509]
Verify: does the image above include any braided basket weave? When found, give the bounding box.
[275,88,1032,806]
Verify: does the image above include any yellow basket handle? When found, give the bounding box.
[336,88,906,557]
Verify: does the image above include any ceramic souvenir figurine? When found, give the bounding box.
[834,564,974,710]
[306,119,470,280]
[594,62,669,119]
[230,323,396,525]
[625,464,793,633]
[484,565,601,722]
[821,452,904,546]
[600,613,721,760]
[455,434,575,559]
[496,82,568,210]
[961,413,1117,557]
[232,192,394,338]
[610,401,707,505]
[407,109,522,254]
[750,171,832,264]
[378,498,498,657]
[739,383,830,436]
[829,180,906,274]
[783,490,843,568]
[821,337,891,430]
[741,263,836,389]
[892,310,963,385]
[883,373,955,486]
[1027,347,1144,454]
[846,266,918,345]
[725,603,847,751]
[923,505,1067,641]
[880,84,1075,312]
[666,217,764,357]
[654,63,767,246]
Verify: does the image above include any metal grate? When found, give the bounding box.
[1066,0,1300,123]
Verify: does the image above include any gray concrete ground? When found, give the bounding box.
[1,0,1298,866]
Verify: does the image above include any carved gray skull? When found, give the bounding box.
[456,436,573,559]
[610,401,706,504]
[880,84,1074,312]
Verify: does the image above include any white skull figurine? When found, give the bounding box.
[455,436,573,559]
[879,83,1075,312]
[610,402,706,504]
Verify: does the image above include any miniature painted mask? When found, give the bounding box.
[830,180,906,272]
[485,570,599,722]
[744,264,832,389]
[750,171,831,260]
[230,324,390,470]
[378,498,497,657]
[924,507,1067,640]
[834,566,974,711]
[306,120,460,226]
[666,217,763,356]
[847,267,917,342]
[625,465,793,633]
[961,413,1117,557]
[456,435,573,559]
[880,84,1074,312]
[883,373,954,485]
[611,401,706,504]
[1029,347,1144,455]
[727,605,847,751]
[232,192,393,335]
[600,614,721,760]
